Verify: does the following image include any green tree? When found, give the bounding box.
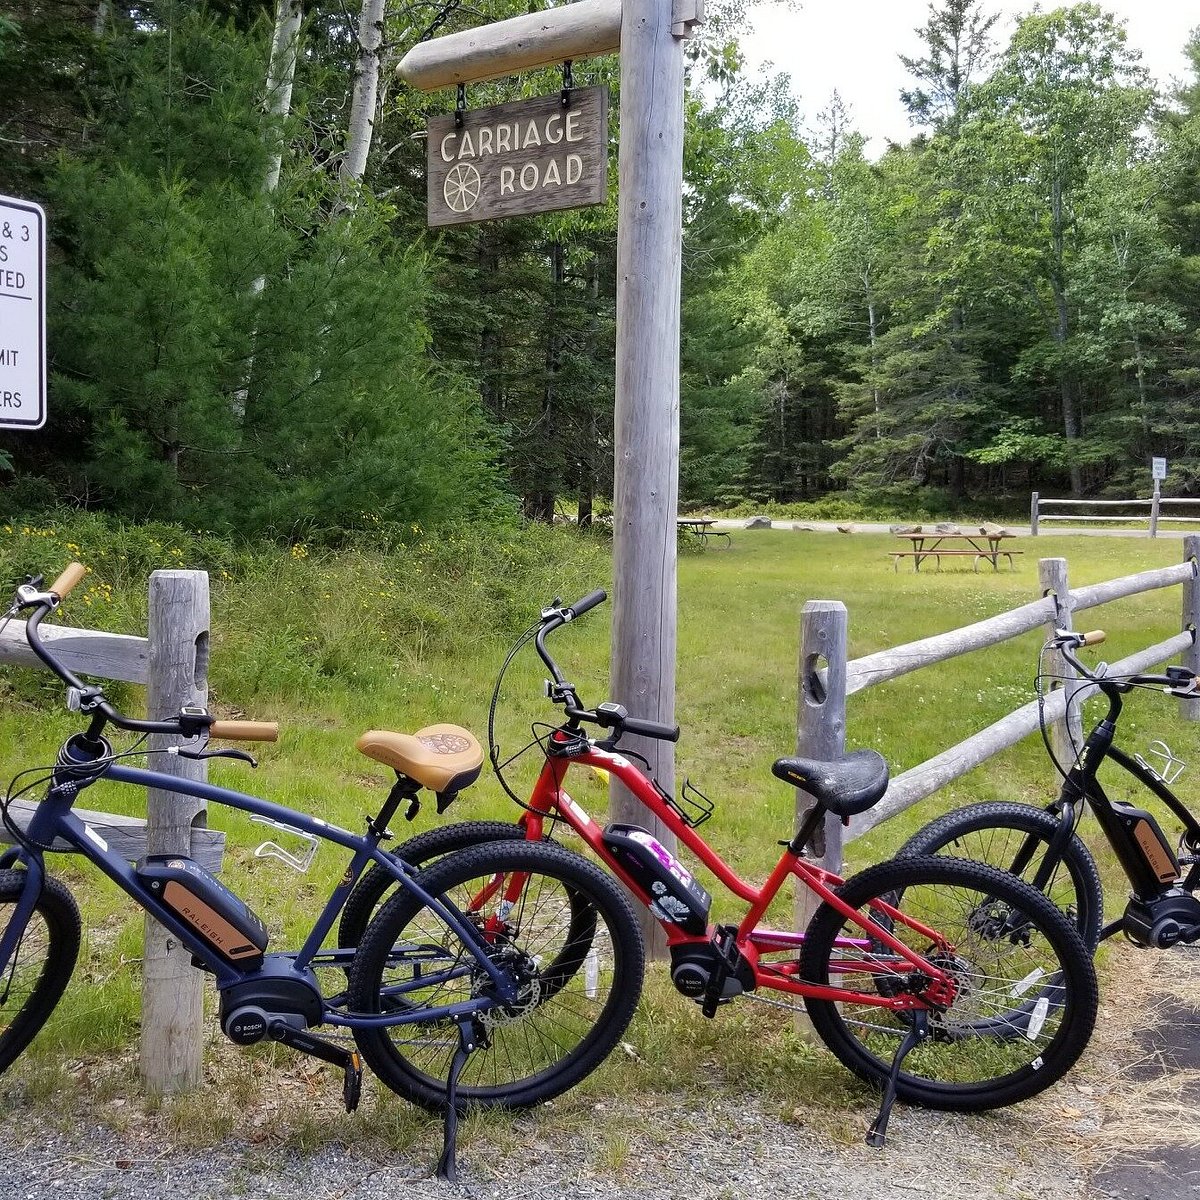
[974,4,1153,494]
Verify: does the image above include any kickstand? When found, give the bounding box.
[866,1011,930,1148]
[436,1020,479,1183]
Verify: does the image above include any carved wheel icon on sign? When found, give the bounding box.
[444,163,482,213]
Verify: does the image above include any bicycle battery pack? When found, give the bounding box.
[1110,802,1180,888]
[601,823,711,935]
[136,855,269,966]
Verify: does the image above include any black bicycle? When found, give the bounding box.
[903,628,1200,952]
[0,563,645,1179]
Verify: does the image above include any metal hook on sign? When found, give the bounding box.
[455,81,466,129]
[561,60,574,109]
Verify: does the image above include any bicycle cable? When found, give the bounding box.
[0,734,185,855]
[486,621,570,828]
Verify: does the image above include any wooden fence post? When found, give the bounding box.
[1150,484,1161,538]
[1030,491,1039,536]
[140,570,210,1094]
[794,601,847,897]
[1182,535,1200,723]
[1039,557,1082,762]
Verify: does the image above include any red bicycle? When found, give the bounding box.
[341,592,1098,1143]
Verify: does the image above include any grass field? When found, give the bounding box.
[0,523,1196,1148]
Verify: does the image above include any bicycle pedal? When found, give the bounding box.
[343,1052,363,1113]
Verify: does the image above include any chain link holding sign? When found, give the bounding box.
[0,196,46,431]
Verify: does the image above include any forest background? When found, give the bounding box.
[2,0,1200,540]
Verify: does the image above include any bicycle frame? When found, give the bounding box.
[1047,694,1200,903]
[508,737,958,1010]
[1,761,519,1026]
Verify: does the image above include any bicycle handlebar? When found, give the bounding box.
[1051,628,1199,697]
[621,713,682,743]
[12,564,276,746]
[209,720,279,743]
[533,590,680,744]
[49,562,87,600]
[566,589,607,620]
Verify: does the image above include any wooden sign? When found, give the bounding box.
[427,87,608,228]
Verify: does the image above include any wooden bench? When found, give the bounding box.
[890,549,1024,573]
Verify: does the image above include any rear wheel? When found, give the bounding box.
[900,802,1104,949]
[800,855,1098,1111]
[0,870,81,1072]
[338,821,524,949]
[347,840,644,1111]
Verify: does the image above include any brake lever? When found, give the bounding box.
[171,746,259,767]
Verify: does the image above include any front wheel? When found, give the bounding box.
[899,802,1104,949]
[800,855,1098,1112]
[0,869,82,1072]
[346,840,645,1111]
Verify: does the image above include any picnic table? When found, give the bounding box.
[891,530,1022,572]
[677,518,731,547]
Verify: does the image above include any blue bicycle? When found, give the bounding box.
[0,564,645,1178]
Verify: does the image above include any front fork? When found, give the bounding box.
[0,852,48,981]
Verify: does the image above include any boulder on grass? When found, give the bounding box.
[744,515,773,529]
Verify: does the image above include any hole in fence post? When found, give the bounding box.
[193,630,209,689]
[803,652,828,706]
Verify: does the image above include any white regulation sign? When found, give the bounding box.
[0,195,47,431]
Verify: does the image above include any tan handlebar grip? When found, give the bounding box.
[49,562,87,600]
[208,720,279,743]
[1080,630,1107,646]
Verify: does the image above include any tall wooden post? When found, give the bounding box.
[141,570,210,1093]
[608,0,686,954]
[1030,491,1040,536]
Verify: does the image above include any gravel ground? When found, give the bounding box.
[0,1091,1096,1200]
[3,940,1196,1200]
[1,969,1193,1200]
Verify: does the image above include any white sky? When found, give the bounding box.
[741,1,1199,154]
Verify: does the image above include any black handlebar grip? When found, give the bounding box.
[566,589,607,620]
[621,715,681,743]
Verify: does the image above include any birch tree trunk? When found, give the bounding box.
[340,0,388,186]
[263,0,304,196]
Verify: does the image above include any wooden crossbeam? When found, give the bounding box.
[397,0,622,90]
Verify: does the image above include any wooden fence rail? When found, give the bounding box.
[795,536,1200,874]
[1031,491,1200,537]
[0,570,216,1094]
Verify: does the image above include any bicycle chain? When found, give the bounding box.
[742,990,805,1015]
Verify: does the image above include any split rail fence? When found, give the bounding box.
[1031,491,1200,537]
[794,536,1200,883]
[0,569,215,1094]
[7,550,1200,1090]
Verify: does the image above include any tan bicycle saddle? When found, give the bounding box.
[356,723,484,794]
